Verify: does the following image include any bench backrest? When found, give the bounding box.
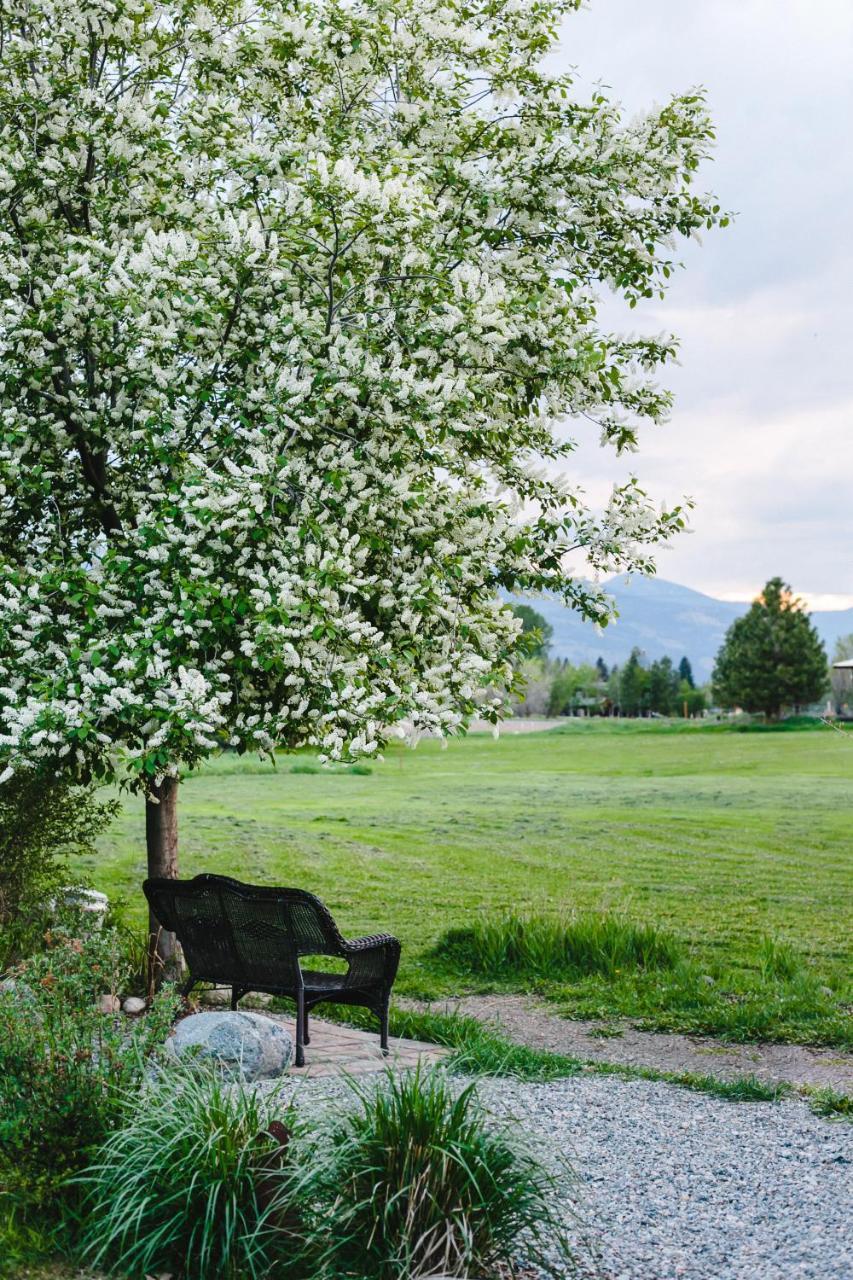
[143,873,346,989]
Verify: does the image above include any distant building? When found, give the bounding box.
[830,660,853,718]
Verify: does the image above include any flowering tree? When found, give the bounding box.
[0,0,721,967]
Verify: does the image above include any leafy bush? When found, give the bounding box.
[81,1065,299,1280]
[0,772,118,967]
[0,930,179,1216]
[434,910,682,981]
[302,1066,572,1279]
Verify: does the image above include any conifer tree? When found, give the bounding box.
[712,579,827,720]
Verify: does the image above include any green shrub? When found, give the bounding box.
[0,1199,65,1279]
[302,1066,573,1279]
[99,896,154,999]
[434,910,682,981]
[0,772,117,967]
[0,930,179,1217]
[80,1065,300,1280]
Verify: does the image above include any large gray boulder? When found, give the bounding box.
[0,976,39,1008]
[168,1011,293,1081]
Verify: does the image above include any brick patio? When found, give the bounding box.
[279,1015,448,1077]
[198,990,447,1077]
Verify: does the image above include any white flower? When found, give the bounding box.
[0,0,719,784]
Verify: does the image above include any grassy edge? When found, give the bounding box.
[302,1001,852,1117]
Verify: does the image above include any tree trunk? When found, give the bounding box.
[146,776,183,986]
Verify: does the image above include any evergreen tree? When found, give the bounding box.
[678,656,695,688]
[648,656,679,715]
[712,578,828,719]
[510,605,553,659]
[619,648,648,716]
[606,664,621,713]
[596,656,609,681]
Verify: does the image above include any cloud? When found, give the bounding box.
[549,1,853,603]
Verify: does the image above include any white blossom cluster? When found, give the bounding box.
[0,0,721,786]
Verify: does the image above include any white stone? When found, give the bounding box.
[122,996,147,1015]
[50,887,110,932]
[97,993,121,1014]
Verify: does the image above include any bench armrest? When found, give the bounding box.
[342,933,401,990]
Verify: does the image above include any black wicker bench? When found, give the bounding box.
[143,873,401,1068]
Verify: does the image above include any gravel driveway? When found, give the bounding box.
[278,1071,852,1280]
[480,1075,853,1280]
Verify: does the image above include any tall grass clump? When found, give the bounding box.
[434,910,682,981]
[302,1066,573,1279]
[757,935,806,982]
[80,1065,300,1280]
[806,1087,853,1119]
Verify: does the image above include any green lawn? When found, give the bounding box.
[80,720,853,1043]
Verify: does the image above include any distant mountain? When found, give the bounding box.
[512,578,853,682]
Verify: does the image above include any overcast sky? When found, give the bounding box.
[551,0,853,608]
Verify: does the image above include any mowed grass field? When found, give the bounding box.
[79,721,853,1041]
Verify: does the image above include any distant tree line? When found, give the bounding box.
[512,577,837,723]
[509,606,706,718]
[606,650,706,717]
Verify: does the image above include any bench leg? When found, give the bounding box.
[295,989,305,1068]
[230,986,247,1011]
[379,996,390,1056]
[303,1003,310,1046]
[181,978,195,1000]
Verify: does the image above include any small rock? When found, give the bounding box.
[700,975,716,986]
[199,986,232,1007]
[97,993,121,1014]
[168,1011,293,1081]
[123,996,147,1015]
[820,986,834,999]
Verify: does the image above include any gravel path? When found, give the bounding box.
[480,1075,852,1280]
[273,1071,852,1280]
[405,995,853,1093]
